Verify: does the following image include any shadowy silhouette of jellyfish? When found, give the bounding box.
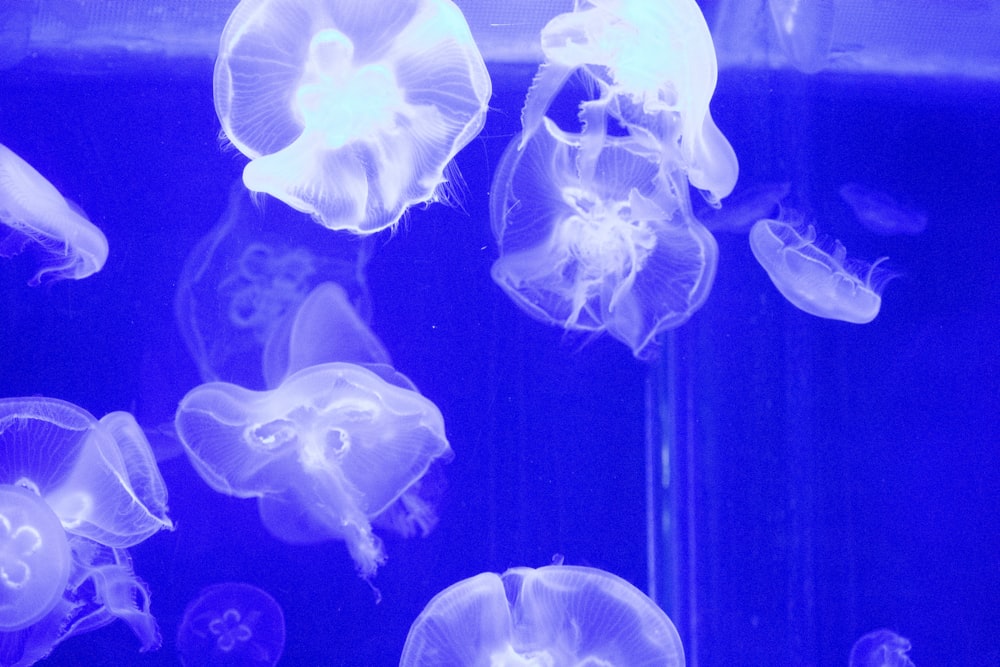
[213,0,491,234]
[520,0,738,203]
[0,397,172,666]
[175,183,374,390]
[0,143,108,284]
[749,217,895,324]
[400,564,685,666]
[177,583,285,667]
[849,629,916,667]
[491,117,718,360]
[839,183,928,236]
[767,0,836,74]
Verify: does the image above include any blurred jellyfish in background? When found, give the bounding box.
[749,216,895,324]
[491,0,735,359]
[697,181,791,234]
[400,564,685,666]
[767,0,836,74]
[849,629,916,667]
[213,0,491,234]
[491,119,718,360]
[177,583,285,667]
[175,183,374,390]
[839,182,928,236]
[0,397,172,666]
[175,361,451,579]
[0,143,108,285]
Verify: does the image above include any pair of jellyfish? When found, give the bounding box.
[400,563,685,666]
[177,583,285,667]
[175,272,451,578]
[490,0,739,359]
[0,143,108,284]
[0,397,172,666]
[213,0,492,234]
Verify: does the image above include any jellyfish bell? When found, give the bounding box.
[0,142,108,284]
[213,0,491,234]
[749,217,896,324]
[177,583,285,667]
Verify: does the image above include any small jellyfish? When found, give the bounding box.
[767,0,836,73]
[491,117,718,360]
[174,362,451,578]
[839,183,928,236]
[521,0,738,202]
[213,0,491,233]
[749,217,893,324]
[0,143,108,284]
[175,183,374,390]
[177,583,285,667]
[0,397,172,665]
[400,564,685,666]
[849,629,916,667]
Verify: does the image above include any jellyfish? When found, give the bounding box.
[175,183,374,390]
[176,583,285,667]
[839,183,928,236]
[520,0,738,203]
[697,181,791,234]
[491,117,718,360]
[0,397,172,665]
[174,361,451,578]
[767,0,836,74]
[400,564,685,666]
[849,629,916,667]
[213,0,491,234]
[749,217,893,324]
[0,143,108,284]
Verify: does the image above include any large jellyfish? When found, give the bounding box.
[520,0,738,203]
[0,397,172,666]
[491,117,717,360]
[213,0,491,234]
[400,564,685,666]
[174,360,451,578]
[849,629,916,667]
[749,217,894,324]
[175,183,374,390]
[177,583,285,667]
[0,143,108,284]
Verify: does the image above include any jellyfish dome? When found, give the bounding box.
[400,564,685,666]
[177,583,286,667]
[0,397,172,665]
[213,0,492,234]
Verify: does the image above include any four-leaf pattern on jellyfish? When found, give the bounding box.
[0,398,172,666]
[213,0,491,234]
[491,0,738,360]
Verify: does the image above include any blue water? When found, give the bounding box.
[0,56,997,667]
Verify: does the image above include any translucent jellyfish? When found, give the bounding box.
[767,0,836,74]
[177,583,285,667]
[0,397,172,665]
[839,183,928,236]
[697,181,791,234]
[521,0,738,202]
[491,117,718,360]
[749,218,893,324]
[400,564,685,666]
[0,143,108,284]
[175,183,374,390]
[849,629,916,667]
[213,0,492,234]
[174,362,451,578]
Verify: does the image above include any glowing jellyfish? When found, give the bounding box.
[175,362,451,578]
[521,0,738,202]
[400,564,685,666]
[213,0,491,234]
[749,218,893,324]
[0,143,108,284]
[849,629,916,667]
[0,397,172,665]
[491,117,717,360]
[839,183,928,236]
[175,183,374,390]
[177,583,285,667]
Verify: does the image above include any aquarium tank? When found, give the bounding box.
[0,0,997,665]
